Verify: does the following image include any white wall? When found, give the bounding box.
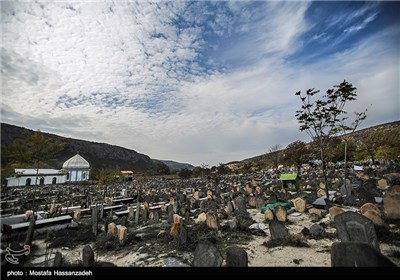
[6,174,67,187]
[66,169,90,182]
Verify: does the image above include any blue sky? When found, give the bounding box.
[1,1,399,166]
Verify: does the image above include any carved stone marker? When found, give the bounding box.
[82,245,95,267]
[193,241,223,267]
[334,211,380,251]
[226,247,248,267]
[269,220,288,240]
[331,242,396,267]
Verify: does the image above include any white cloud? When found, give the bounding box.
[1,1,399,167]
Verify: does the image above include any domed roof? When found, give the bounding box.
[62,154,90,169]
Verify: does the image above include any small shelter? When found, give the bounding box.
[280,173,299,190]
[62,154,90,182]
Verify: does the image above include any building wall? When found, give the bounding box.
[66,169,90,182]
[6,174,67,187]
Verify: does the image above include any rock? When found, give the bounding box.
[308,208,324,218]
[334,211,380,252]
[360,203,381,216]
[377,179,388,190]
[107,222,116,239]
[248,197,257,208]
[197,212,207,223]
[362,210,384,226]
[117,225,127,245]
[164,257,190,267]
[317,189,326,198]
[206,211,218,230]
[309,224,326,238]
[173,214,183,224]
[249,223,267,236]
[256,198,265,209]
[292,197,306,213]
[269,220,288,240]
[73,209,81,222]
[264,209,274,221]
[331,242,396,267]
[329,207,344,221]
[82,245,95,267]
[193,241,223,267]
[274,205,287,222]
[226,247,248,267]
[383,185,400,220]
[384,173,400,186]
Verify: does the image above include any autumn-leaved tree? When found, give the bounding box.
[295,80,366,202]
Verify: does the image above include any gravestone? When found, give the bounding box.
[235,196,246,214]
[363,210,384,226]
[226,247,248,267]
[274,205,287,222]
[107,222,116,238]
[135,201,140,225]
[340,183,352,197]
[53,252,62,267]
[193,241,223,267]
[256,198,265,210]
[206,211,218,230]
[248,197,257,208]
[331,242,396,267]
[154,211,159,224]
[292,197,306,213]
[73,209,81,222]
[360,203,381,216]
[334,211,380,251]
[176,224,187,248]
[226,201,233,215]
[383,185,400,220]
[269,220,288,240]
[264,209,274,221]
[82,245,95,267]
[184,211,190,224]
[168,208,174,224]
[329,206,344,221]
[128,207,134,221]
[91,206,98,238]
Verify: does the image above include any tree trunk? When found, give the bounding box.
[344,141,348,189]
[320,147,330,203]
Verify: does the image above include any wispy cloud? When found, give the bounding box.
[1,1,399,166]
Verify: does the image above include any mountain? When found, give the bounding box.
[231,120,400,168]
[0,123,167,172]
[157,160,194,171]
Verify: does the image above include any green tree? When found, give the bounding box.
[295,80,365,202]
[178,168,192,179]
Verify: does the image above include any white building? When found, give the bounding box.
[6,169,67,187]
[62,154,90,182]
[5,154,91,187]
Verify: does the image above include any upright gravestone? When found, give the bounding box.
[226,201,233,215]
[383,185,400,220]
[91,206,98,238]
[235,196,247,215]
[331,242,396,267]
[226,247,248,267]
[176,224,187,248]
[256,198,265,210]
[193,241,223,267]
[128,207,134,221]
[269,220,288,240]
[135,201,140,225]
[334,211,380,252]
[53,252,62,267]
[82,245,95,267]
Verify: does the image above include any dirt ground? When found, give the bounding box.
[20,207,400,267]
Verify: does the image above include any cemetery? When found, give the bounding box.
[1,161,399,267]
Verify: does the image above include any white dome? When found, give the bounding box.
[62,154,90,169]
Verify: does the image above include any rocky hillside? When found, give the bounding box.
[1,123,167,172]
[158,160,194,171]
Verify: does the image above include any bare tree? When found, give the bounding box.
[295,80,366,202]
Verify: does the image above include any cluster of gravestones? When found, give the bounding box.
[2,161,400,267]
